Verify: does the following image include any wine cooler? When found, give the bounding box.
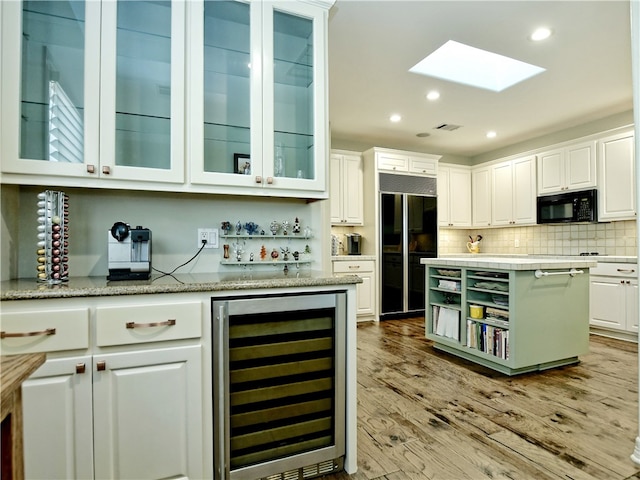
[212,292,346,480]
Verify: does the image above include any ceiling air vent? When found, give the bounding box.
[434,123,462,131]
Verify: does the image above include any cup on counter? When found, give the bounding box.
[469,305,484,319]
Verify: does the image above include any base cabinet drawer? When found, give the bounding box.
[96,301,202,346]
[1,308,89,354]
[333,260,376,319]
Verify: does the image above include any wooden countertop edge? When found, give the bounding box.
[1,353,46,411]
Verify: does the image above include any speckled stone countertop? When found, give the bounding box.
[0,271,362,301]
[421,256,598,270]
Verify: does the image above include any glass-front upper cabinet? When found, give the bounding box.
[0,0,185,183]
[189,0,330,197]
[99,0,185,183]
[0,0,101,177]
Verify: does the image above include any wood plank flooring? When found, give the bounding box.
[326,317,640,480]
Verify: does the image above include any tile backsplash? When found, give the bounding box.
[439,220,637,256]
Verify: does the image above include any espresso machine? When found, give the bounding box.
[107,222,152,280]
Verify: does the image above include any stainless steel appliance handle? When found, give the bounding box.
[216,304,228,480]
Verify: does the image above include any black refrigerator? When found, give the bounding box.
[379,173,438,319]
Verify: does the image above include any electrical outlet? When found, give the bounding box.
[197,228,219,249]
[514,238,520,248]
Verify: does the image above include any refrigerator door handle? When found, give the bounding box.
[215,303,229,480]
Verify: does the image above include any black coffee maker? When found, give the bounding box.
[345,233,362,255]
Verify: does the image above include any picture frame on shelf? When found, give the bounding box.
[234,153,251,175]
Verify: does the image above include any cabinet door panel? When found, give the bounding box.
[566,141,596,190]
[491,162,513,225]
[93,345,203,480]
[22,356,93,480]
[449,168,471,226]
[538,149,563,194]
[599,132,636,221]
[329,154,343,223]
[437,168,450,226]
[472,167,492,227]
[590,278,625,330]
[626,280,638,332]
[342,155,364,224]
[356,273,374,316]
[512,156,536,224]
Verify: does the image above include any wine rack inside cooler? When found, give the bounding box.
[36,190,69,283]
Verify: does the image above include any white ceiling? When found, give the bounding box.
[327,0,633,159]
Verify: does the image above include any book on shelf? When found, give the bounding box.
[466,319,509,360]
[433,305,459,340]
[438,279,461,291]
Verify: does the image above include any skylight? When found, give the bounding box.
[409,40,545,92]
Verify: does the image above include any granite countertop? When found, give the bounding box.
[0,270,362,301]
[421,256,599,270]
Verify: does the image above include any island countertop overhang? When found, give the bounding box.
[421,256,598,270]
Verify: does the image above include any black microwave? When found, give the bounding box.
[537,189,597,224]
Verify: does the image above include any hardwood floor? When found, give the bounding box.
[328,317,640,480]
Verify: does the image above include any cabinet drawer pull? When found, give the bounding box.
[96,361,106,371]
[348,265,360,270]
[87,164,96,174]
[102,166,111,175]
[255,176,262,184]
[266,177,274,184]
[0,327,56,339]
[76,363,86,374]
[126,319,176,329]
[616,268,635,273]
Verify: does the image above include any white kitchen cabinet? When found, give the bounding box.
[376,149,439,176]
[188,0,331,197]
[0,296,204,480]
[590,262,638,339]
[491,155,536,226]
[0,0,186,184]
[332,259,376,321]
[471,165,492,227]
[93,345,203,480]
[330,151,363,225]
[21,356,94,480]
[598,130,636,221]
[438,165,471,227]
[537,140,597,195]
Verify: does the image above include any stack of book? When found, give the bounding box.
[466,320,509,359]
[433,306,460,340]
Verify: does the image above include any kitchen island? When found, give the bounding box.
[421,256,597,375]
[0,271,360,480]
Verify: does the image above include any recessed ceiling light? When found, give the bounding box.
[416,132,431,138]
[486,131,497,139]
[409,40,545,92]
[426,90,440,101]
[530,27,552,41]
[390,114,402,123]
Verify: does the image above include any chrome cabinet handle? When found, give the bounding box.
[102,166,111,174]
[348,265,360,270]
[1,327,56,339]
[126,319,176,329]
[87,164,96,174]
[617,268,636,273]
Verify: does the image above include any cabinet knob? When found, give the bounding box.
[76,363,86,374]
[87,164,96,174]
[266,177,274,184]
[255,176,262,184]
[96,360,106,371]
[102,166,111,175]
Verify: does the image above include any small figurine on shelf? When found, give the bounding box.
[293,251,300,261]
[280,246,290,261]
[260,245,267,260]
[281,220,290,236]
[260,229,266,235]
[271,248,279,260]
[304,244,311,254]
[292,217,301,234]
[249,253,254,262]
[244,222,259,236]
[233,240,244,261]
[221,221,231,235]
[303,226,311,238]
[223,244,230,259]
[235,221,242,235]
[270,221,279,235]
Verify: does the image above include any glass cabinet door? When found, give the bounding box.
[189,0,259,188]
[1,0,101,177]
[262,1,327,193]
[100,0,185,183]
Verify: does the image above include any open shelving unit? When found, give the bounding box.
[425,265,590,375]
